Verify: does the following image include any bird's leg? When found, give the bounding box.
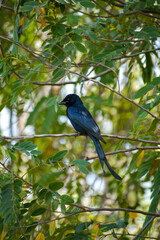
[75,131,80,136]
[75,131,87,136]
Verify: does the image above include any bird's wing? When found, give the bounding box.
[67,106,106,144]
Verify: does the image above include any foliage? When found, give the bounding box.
[0,0,160,239]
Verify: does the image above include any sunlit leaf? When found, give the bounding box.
[136,150,144,167]
[49,221,56,236]
[35,232,45,240]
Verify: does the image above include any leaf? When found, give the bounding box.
[47,150,68,163]
[46,96,57,107]
[91,224,100,240]
[49,181,64,191]
[56,23,66,35]
[72,159,90,166]
[24,1,41,6]
[60,194,74,204]
[60,201,66,213]
[133,77,160,99]
[136,150,144,167]
[31,150,41,155]
[19,5,34,12]
[52,69,65,81]
[100,223,117,232]
[35,232,45,240]
[69,33,82,42]
[78,166,89,174]
[0,230,5,240]
[31,208,46,216]
[45,191,53,205]
[49,221,56,236]
[52,199,59,211]
[80,1,95,8]
[74,42,87,53]
[116,220,127,228]
[75,221,93,233]
[37,188,48,200]
[64,42,75,52]
[129,212,138,219]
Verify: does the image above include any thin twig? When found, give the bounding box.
[106,232,157,240]
[132,216,156,240]
[17,206,160,229]
[91,79,160,121]
[0,162,33,187]
[1,4,14,12]
[87,146,160,161]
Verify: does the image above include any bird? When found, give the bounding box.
[59,94,122,180]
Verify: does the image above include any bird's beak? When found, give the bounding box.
[59,100,66,105]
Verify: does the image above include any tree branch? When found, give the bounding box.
[0,133,159,145]
[0,4,14,12]
[17,206,160,229]
[86,146,160,161]
[132,216,156,240]
[0,162,33,187]
[91,79,160,121]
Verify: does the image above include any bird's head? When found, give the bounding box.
[59,94,83,107]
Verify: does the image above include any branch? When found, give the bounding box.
[72,206,160,218]
[91,79,160,121]
[0,133,159,145]
[132,216,156,240]
[86,146,160,161]
[0,162,33,187]
[112,48,160,61]
[16,206,160,229]
[0,4,14,12]
[91,0,116,16]
[106,233,157,240]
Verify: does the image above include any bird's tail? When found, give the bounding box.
[89,134,122,180]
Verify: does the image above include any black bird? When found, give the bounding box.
[59,94,122,180]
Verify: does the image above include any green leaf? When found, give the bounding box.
[19,5,34,12]
[133,77,160,99]
[72,159,90,166]
[31,150,41,155]
[52,69,65,81]
[60,194,74,204]
[47,150,68,163]
[46,96,57,107]
[31,208,46,216]
[101,223,117,231]
[8,150,16,161]
[24,1,41,6]
[74,42,87,53]
[49,181,64,191]
[61,37,70,45]
[80,1,95,8]
[78,166,89,174]
[75,221,93,233]
[69,33,82,42]
[56,23,66,35]
[37,188,48,200]
[117,220,127,228]
[52,199,59,211]
[45,191,53,205]
[60,201,66,213]
[64,42,75,52]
